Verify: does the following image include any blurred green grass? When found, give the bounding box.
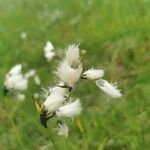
[0,0,150,149]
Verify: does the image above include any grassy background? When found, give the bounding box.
[0,0,150,149]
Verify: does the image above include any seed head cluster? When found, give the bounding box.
[4,42,122,137]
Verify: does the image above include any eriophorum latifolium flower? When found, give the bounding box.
[3,64,41,101]
[33,43,122,137]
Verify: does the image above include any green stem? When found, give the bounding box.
[47,128,56,150]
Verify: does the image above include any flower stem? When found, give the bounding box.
[47,128,56,150]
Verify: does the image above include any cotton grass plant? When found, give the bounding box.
[33,43,122,137]
[3,42,122,138]
[4,64,40,101]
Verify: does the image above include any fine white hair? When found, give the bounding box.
[95,79,122,98]
[82,68,104,80]
[56,60,83,88]
[8,64,22,76]
[4,74,28,91]
[56,99,82,118]
[57,122,69,138]
[43,86,68,113]
[65,44,80,66]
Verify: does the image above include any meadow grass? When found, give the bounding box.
[0,0,150,149]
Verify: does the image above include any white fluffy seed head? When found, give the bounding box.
[43,86,68,113]
[56,99,82,118]
[4,64,30,92]
[65,44,80,67]
[95,79,122,98]
[8,64,22,76]
[44,51,56,62]
[56,60,83,88]
[4,74,28,91]
[57,122,69,138]
[82,68,104,80]
[44,41,54,52]
[44,41,56,62]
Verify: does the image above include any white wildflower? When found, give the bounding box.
[56,60,83,88]
[44,41,56,62]
[56,99,82,118]
[43,86,68,113]
[57,122,69,138]
[82,68,104,80]
[95,79,122,98]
